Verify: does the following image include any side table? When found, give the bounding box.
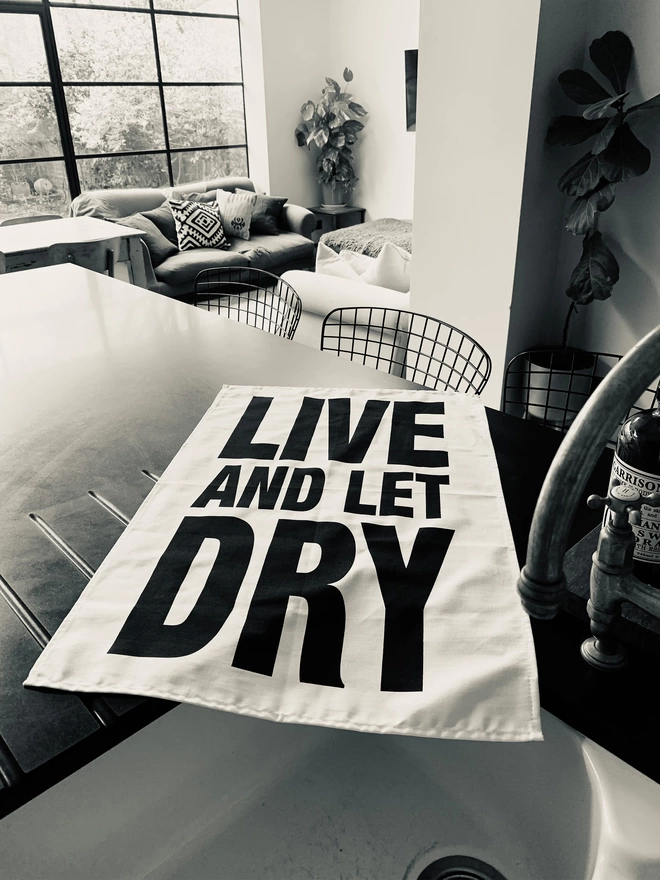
[309,205,366,244]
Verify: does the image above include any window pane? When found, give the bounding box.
[0,161,70,223]
[77,153,169,190]
[164,86,244,149]
[52,9,157,82]
[156,16,241,82]
[56,0,148,7]
[154,0,237,12]
[0,14,49,80]
[66,86,165,155]
[171,147,246,185]
[0,87,63,160]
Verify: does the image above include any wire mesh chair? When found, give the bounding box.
[502,348,660,440]
[46,237,121,277]
[321,307,492,394]
[0,214,62,226]
[193,267,302,340]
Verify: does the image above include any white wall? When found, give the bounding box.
[505,0,593,365]
[558,0,660,358]
[239,0,271,195]
[325,0,419,220]
[252,0,333,208]
[411,0,541,408]
[507,0,660,366]
[254,0,419,217]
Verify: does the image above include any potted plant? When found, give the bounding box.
[522,30,659,426]
[295,68,368,207]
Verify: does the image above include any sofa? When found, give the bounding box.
[69,177,316,299]
[281,270,410,350]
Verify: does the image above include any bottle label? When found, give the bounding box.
[610,453,660,563]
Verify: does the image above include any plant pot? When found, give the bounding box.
[321,182,347,208]
[524,349,597,430]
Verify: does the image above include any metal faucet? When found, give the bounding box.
[517,325,660,669]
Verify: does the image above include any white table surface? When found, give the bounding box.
[0,262,423,812]
[0,216,141,254]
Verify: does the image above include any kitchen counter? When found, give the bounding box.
[0,263,655,821]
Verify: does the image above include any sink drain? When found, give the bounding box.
[417,855,509,880]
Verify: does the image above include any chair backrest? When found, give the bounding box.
[0,214,62,227]
[321,306,492,394]
[193,267,302,340]
[502,348,660,436]
[46,237,122,277]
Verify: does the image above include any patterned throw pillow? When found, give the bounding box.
[215,189,257,241]
[168,198,231,251]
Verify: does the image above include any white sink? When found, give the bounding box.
[1,705,659,880]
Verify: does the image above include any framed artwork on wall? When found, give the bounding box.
[405,49,418,131]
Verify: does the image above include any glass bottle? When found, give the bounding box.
[609,405,660,588]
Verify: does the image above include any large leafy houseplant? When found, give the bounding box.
[547,30,659,347]
[295,68,368,203]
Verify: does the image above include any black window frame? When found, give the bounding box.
[0,0,248,202]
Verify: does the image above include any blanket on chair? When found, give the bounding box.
[320,218,412,258]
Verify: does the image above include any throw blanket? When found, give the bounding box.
[320,218,412,258]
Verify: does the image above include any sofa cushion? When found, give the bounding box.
[215,189,257,241]
[154,248,250,285]
[169,198,231,251]
[316,241,411,293]
[170,177,254,199]
[235,188,287,235]
[141,202,178,244]
[69,188,169,220]
[234,231,315,268]
[186,191,219,204]
[115,213,178,267]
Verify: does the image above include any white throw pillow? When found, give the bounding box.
[362,242,412,293]
[337,249,374,277]
[215,189,257,241]
[315,241,363,280]
[315,241,411,293]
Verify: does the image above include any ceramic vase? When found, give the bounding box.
[321,182,347,208]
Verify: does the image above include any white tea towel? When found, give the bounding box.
[25,386,542,742]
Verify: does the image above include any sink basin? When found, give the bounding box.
[1,705,659,880]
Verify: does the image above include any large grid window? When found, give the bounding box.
[0,0,247,221]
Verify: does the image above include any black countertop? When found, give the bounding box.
[1,265,658,821]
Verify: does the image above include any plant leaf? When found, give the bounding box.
[626,92,660,118]
[343,119,365,132]
[348,101,368,117]
[294,121,311,146]
[558,151,602,196]
[589,30,633,94]
[301,101,315,121]
[591,113,623,154]
[599,121,651,181]
[583,91,630,120]
[566,231,619,305]
[558,69,612,105]
[314,125,330,148]
[343,67,353,82]
[325,77,340,95]
[545,115,607,146]
[330,131,346,148]
[565,180,616,235]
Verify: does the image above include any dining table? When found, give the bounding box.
[0,262,658,824]
[0,215,148,287]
